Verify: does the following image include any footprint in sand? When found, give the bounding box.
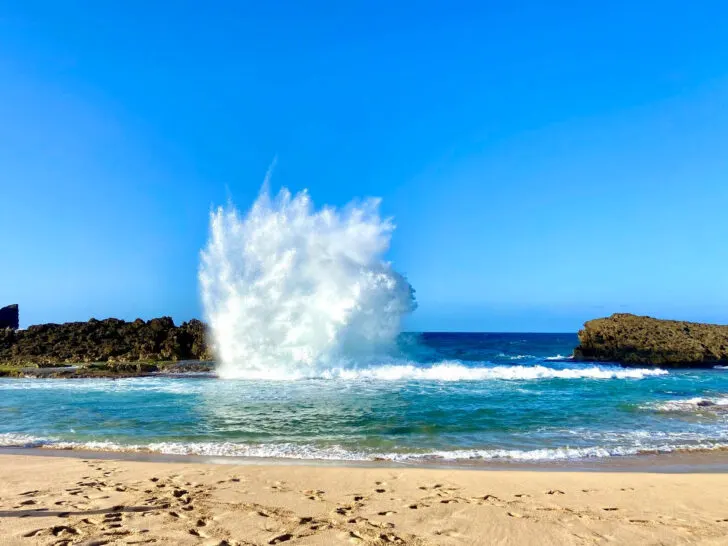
[418,484,443,491]
[216,477,242,485]
[546,489,565,495]
[474,494,502,504]
[303,489,326,501]
[20,490,40,497]
[335,505,355,516]
[379,533,406,544]
[51,525,82,537]
[369,520,396,530]
[268,481,290,493]
[434,529,463,538]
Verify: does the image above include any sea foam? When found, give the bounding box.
[2,433,726,462]
[644,396,728,412]
[318,363,668,381]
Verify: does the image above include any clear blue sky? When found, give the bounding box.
[1,1,727,332]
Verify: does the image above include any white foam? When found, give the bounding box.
[544,354,573,361]
[0,377,211,394]
[199,184,416,380]
[0,362,668,384]
[644,397,728,412]
[231,363,668,381]
[0,433,53,448]
[2,433,726,462]
[497,353,536,360]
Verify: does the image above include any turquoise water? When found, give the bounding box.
[2,333,728,463]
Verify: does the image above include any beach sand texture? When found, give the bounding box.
[1,454,727,545]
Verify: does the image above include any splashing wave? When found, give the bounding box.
[199,185,416,379]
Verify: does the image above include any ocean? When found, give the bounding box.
[2,332,728,464]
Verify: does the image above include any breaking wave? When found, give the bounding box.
[199,183,416,379]
[2,433,726,463]
[316,363,667,381]
[0,363,668,385]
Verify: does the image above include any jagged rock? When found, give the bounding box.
[573,313,728,367]
[0,304,19,330]
[0,316,213,366]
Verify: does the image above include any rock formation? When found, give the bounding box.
[573,313,728,367]
[0,304,19,330]
[0,316,212,366]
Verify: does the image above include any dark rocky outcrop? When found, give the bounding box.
[0,304,19,330]
[573,313,728,367]
[0,316,212,366]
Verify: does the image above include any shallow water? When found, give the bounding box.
[2,333,728,463]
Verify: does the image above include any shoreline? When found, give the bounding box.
[3,444,728,474]
[1,453,727,545]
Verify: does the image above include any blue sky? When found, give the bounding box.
[1,1,727,331]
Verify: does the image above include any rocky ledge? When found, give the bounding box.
[0,316,212,367]
[573,313,728,367]
[0,304,19,330]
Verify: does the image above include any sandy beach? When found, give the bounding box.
[1,453,727,545]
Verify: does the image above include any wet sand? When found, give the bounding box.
[2,453,728,545]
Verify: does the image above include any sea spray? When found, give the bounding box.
[199,186,416,379]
